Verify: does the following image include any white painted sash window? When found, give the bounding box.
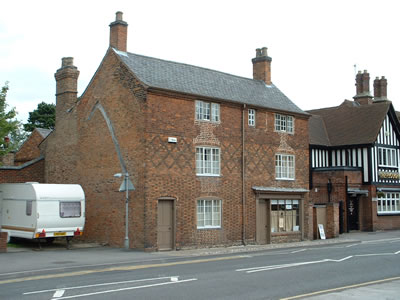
[275,113,294,133]
[197,199,221,228]
[196,100,220,122]
[378,147,397,167]
[275,154,295,180]
[377,192,400,214]
[248,109,256,126]
[196,147,220,176]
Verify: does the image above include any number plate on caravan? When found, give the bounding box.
[54,232,66,236]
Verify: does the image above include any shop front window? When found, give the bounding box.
[271,200,300,232]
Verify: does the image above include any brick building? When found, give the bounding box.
[309,71,400,234]
[0,128,50,183]
[43,12,311,250]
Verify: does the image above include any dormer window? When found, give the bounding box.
[275,113,294,134]
[196,100,220,122]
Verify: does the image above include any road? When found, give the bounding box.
[1,237,400,299]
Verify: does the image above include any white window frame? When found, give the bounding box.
[275,154,295,180]
[196,146,220,176]
[248,109,256,127]
[378,147,397,167]
[274,113,294,134]
[197,199,221,229]
[377,192,400,215]
[196,100,220,122]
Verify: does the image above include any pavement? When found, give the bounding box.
[1,230,400,299]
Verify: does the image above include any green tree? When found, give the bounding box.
[0,82,26,156]
[23,101,55,132]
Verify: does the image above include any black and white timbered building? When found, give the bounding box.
[308,71,400,233]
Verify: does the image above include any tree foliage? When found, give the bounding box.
[24,101,55,132]
[0,82,26,155]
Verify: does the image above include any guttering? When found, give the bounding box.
[242,104,246,245]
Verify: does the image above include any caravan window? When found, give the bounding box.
[26,201,32,216]
[60,202,81,218]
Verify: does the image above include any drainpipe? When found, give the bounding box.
[242,104,246,245]
[345,176,349,233]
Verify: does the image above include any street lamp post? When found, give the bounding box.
[114,172,130,250]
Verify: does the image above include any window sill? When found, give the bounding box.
[196,174,221,177]
[195,119,221,125]
[275,178,295,181]
[274,130,294,135]
[197,227,221,230]
[271,231,301,236]
[377,213,400,216]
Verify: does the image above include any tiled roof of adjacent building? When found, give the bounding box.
[308,100,391,146]
[36,128,52,138]
[114,49,307,116]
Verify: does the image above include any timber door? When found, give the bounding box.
[256,199,269,244]
[347,196,359,231]
[157,200,174,250]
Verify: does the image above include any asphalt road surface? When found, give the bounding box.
[1,237,400,299]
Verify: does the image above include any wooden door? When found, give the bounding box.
[157,200,174,250]
[316,206,327,239]
[257,199,268,244]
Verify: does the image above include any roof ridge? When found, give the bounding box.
[121,49,267,85]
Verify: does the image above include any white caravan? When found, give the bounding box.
[0,183,85,243]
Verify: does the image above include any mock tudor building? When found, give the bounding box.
[309,71,400,234]
[42,12,311,250]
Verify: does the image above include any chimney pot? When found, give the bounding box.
[260,47,268,57]
[116,11,123,21]
[62,57,74,68]
[256,48,262,58]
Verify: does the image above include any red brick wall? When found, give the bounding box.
[14,130,44,165]
[143,92,310,248]
[0,159,45,183]
[0,232,8,252]
[325,203,339,238]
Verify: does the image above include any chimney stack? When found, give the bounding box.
[374,76,388,101]
[54,57,80,125]
[109,11,128,52]
[252,47,272,85]
[353,70,373,105]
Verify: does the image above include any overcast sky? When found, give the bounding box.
[1,0,400,124]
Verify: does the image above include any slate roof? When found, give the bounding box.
[113,49,307,116]
[35,128,52,138]
[307,100,391,147]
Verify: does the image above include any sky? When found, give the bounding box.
[1,0,400,124]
